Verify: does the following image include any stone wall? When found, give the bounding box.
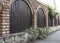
[0,26,60,43]
[0,32,29,43]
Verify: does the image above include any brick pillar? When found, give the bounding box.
[2,0,10,35]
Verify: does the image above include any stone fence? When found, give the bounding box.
[0,26,60,43]
[49,25,60,33]
[0,32,29,43]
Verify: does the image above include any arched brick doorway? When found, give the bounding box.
[37,8,45,28]
[10,0,32,33]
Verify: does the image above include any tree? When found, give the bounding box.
[47,5,57,26]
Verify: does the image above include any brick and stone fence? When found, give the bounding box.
[0,0,49,35]
[0,26,60,43]
[49,25,60,33]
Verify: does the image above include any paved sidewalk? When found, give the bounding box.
[31,30,60,43]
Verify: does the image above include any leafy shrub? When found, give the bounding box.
[25,27,50,41]
[48,6,56,19]
[25,27,39,41]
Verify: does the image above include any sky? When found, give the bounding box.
[37,0,60,13]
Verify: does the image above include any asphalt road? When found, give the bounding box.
[31,30,60,43]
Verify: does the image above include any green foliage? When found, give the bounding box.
[25,27,50,41]
[48,6,56,19]
[25,27,39,41]
[37,27,50,40]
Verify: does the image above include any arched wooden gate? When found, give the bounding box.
[10,0,32,33]
[37,8,45,28]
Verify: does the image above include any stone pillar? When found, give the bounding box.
[34,10,37,29]
[56,15,58,25]
[44,8,48,27]
[45,14,48,27]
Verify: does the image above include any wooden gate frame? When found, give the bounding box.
[0,0,48,35]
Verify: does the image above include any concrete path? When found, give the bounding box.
[31,30,60,43]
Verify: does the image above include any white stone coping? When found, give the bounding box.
[49,25,60,33]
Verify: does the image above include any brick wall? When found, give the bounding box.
[0,0,48,36]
